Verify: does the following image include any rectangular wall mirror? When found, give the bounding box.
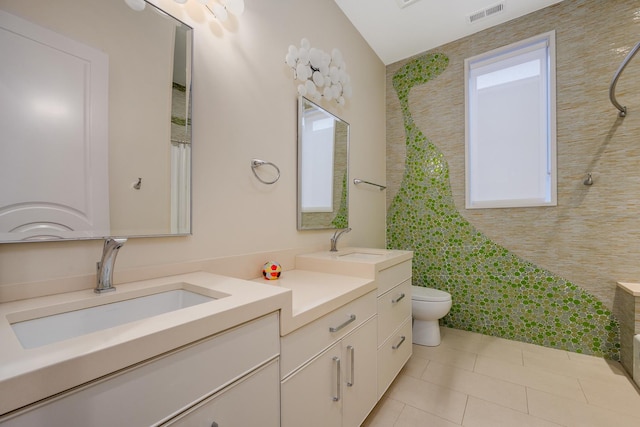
[0,0,192,243]
[297,97,349,230]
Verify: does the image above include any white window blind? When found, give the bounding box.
[465,31,557,209]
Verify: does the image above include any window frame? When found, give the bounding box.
[464,30,557,209]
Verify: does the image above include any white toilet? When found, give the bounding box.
[411,286,452,346]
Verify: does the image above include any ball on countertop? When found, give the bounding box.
[262,261,282,280]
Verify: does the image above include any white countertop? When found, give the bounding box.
[296,247,413,278]
[0,248,412,417]
[255,269,375,335]
[0,271,289,416]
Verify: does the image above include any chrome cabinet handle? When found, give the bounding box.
[332,356,341,401]
[329,314,356,332]
[391,293,406,304]
[392,335,406,350]
[347,345,355,387]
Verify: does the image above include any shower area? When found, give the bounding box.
[385,0,640,364]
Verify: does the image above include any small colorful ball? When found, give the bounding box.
[262,261,282,280]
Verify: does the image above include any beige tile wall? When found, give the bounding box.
[386,0,640,311]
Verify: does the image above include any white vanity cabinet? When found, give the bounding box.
[280,291,377,427]
[376,260,413,398]
[162,359,279,426]
[0,313,280,427]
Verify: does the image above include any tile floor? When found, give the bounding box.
[363,327,640,427]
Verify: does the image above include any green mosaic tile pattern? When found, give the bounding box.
[331,173,348,229]
[387,53,620,359]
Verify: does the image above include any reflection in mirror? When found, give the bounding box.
[0,0,192,243]
[297,97,349,230]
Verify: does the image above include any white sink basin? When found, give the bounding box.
[11,289,217,349]
[337,251,386,260]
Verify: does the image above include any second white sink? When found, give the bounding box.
[338,252,386,260]
[11,289,217,349]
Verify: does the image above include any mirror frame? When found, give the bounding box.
[297,96,350,231]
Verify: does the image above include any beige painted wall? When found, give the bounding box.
[386,0,640,310]
[0,0,386,291]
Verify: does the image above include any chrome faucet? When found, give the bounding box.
[330,228,351,252]
[95,237,127,294]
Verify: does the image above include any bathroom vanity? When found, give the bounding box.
[296,248,413,400]
[0,272,289,425]
[2,314,281,426]
[0,248,412,426]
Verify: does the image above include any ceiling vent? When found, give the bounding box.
[395,0,421,9]
[468,2,505,24]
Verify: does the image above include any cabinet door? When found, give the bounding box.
[281,343,342,427]
[163,359,280,427]
[342,317,378,427]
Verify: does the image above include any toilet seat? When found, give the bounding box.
[412,286,451,302]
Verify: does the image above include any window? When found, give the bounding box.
[465,31,557,209]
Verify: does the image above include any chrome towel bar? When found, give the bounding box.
[353,178,386,190]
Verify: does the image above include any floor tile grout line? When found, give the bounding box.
[467,394,569,427]
[416,366,533,415]
[390,400,405,427]
[399,400,467,426]
[524,385,640,426]
[460,394,469,426]
[473,353,593,391]
[375,328,640,426]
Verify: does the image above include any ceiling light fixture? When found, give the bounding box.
[176,0,245,21]
[285,38,352,106]
[125,0,245,19]
[124,0,147,11]
[395,0,422,9]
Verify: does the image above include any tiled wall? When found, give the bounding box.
[615,285,638,374]
[386,0,640,359]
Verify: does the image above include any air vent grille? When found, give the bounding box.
[395,0,421,9]
[468,2,505,24]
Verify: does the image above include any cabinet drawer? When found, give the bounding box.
[377,279,411,344]
[377,316,412,399]
[162,359,280,427]
[1,313,279,427]
[377,261,412,296]
[281,291,376,379]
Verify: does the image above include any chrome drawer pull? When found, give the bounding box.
[329,314,356,332]
[347,345,355,387]
[392,335,406,350]
[332,356,341,401]
[391,293,406,304]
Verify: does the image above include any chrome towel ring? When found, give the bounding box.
[251,159,281,185]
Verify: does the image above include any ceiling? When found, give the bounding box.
[334,0,565,65]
